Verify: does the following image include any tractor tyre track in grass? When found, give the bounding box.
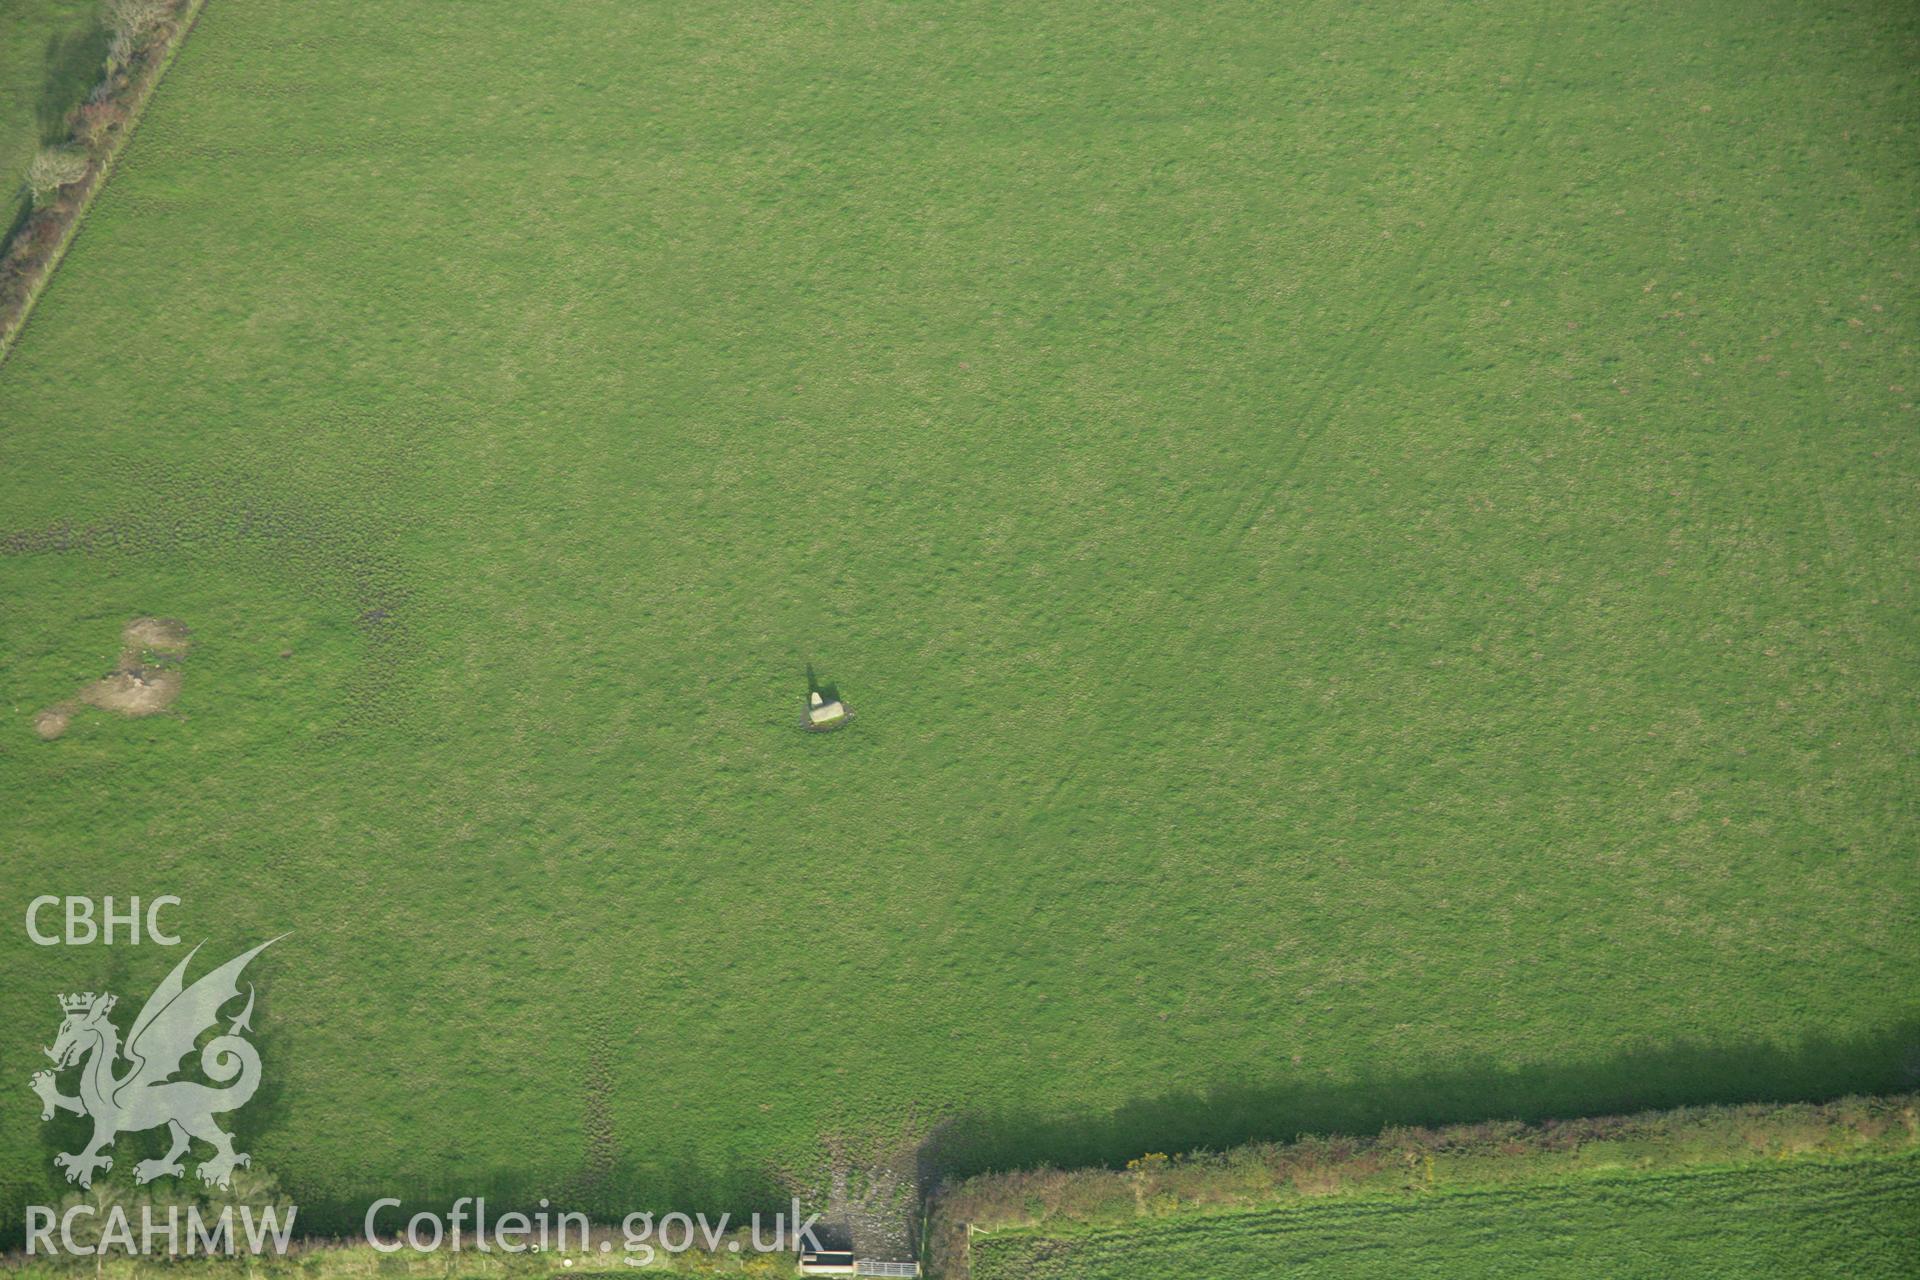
[1008,0,1563,875]
[1215,0,1560,548]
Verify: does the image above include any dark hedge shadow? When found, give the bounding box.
[37,26,110,143]
[287,1150,791,1244]
[920,1018,1920,1184]
[10,1015,1914,1250]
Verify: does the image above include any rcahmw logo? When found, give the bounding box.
[25,937,296,1256]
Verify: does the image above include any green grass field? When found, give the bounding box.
[968,1153,1920,1279]
[2,0,1917,1247]
[0,0,104,235]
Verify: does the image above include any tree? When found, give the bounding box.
[25,148,89,208]
[102,0,173,68]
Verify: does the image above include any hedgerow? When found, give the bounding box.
[925,1094,1920,1277]
[0,0,204,361]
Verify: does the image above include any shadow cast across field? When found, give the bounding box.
[38,27,111,144]
[12,1020,1916,1250]
[920,1018,1920,1183]
[30,953,295,1180]
[284,1150,791,1243]
[805,663,843,708]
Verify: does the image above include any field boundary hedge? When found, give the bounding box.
[2,1096,1913,1277]
[0,0,208,366]
[925,1092,1920,1277]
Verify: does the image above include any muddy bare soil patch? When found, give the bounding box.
[34,616,191,739]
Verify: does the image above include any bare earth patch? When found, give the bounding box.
[78,665,184,715]
[33,617,191,740]
[122,616,191,657]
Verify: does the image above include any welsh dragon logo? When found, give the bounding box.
[30,939,280,1190]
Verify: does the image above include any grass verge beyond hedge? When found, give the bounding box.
[963,1159,1920,1280]
[931,1094,1920,1277]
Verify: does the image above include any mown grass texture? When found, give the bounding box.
[967,1153,1920,1279]
[1,0,1916,1240]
